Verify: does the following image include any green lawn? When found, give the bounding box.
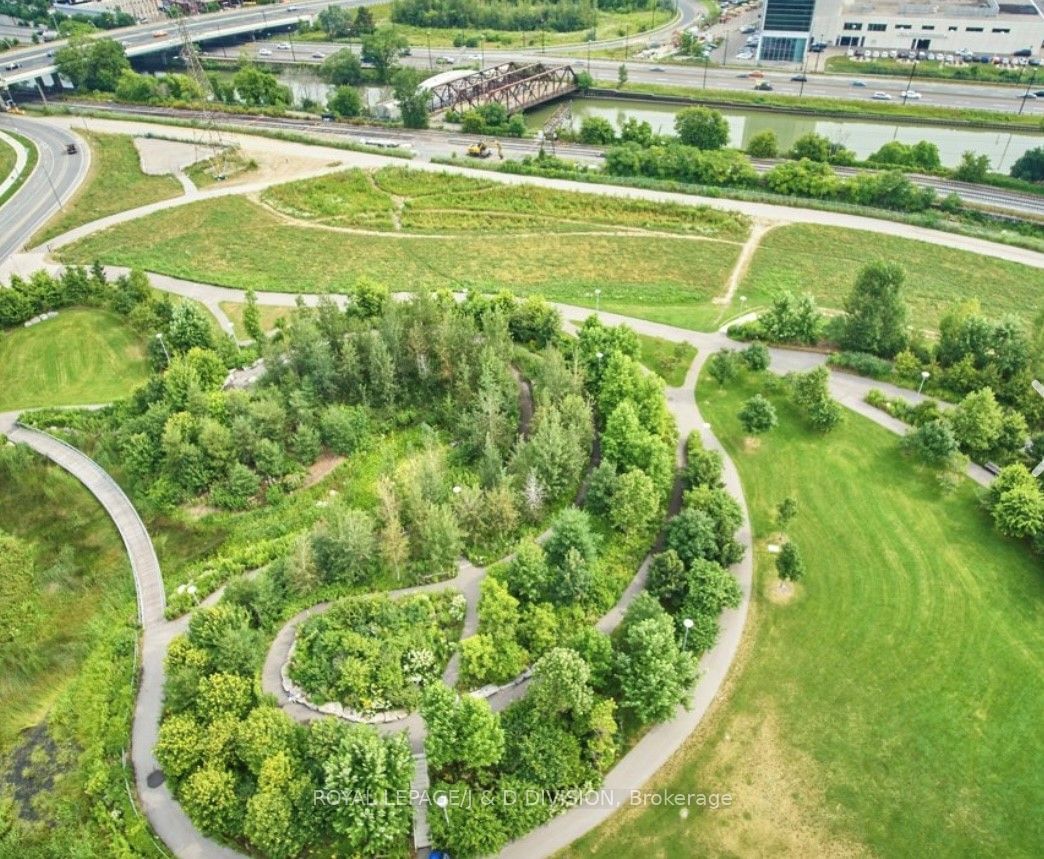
[636,332,697,386]
[0,133,15,187]
[0,308,149,410]
[566,371,1043,857]
[219,300,292,340]
[739,223,1044,331]
[31,131,183,246]
[0,130,36,209]
[58,191,746,331]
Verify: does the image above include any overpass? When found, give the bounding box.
[0,0,377,89]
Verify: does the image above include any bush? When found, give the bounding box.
[738,394,778,435]
[746,129,778,158]
[827,351,894,379]
[741,342,770,371]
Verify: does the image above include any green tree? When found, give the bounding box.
[741,341,770,371]
[243,287,263,343]
[179,766,241,836]
[310,508,376,584]
[354,6,376,33]
[530,647,593,718]
[55,36,128,91]
[738,394,778,434]
[617,63,628,87]
[316,5,353,38]
[839,261,909,357]
[789,132,831,162]
[951,388,1004,457]
[954,150,990,183]
[579,116,616,145]
[319,49,364,85]
[328,85,362,117]
[167,301,214,352]
[155,712,204,779]
[422,682,504,776]
[609,468,659,532]
[392,67,429,128]
[776,540,805,582]
[776,496,798,531]
[319,404,369,454]
[1010,146,1044,182]
[504,539,550,603]
[235,707,299,776]
[647,549,688,612]
[760,291,822,344]
[243,751,312,859]
[544,507,597,570]
[707,349,740,386]
[902,419,960,466]
[674,106,728,150]
[232,65,289,106]
[747,129,779,158]
[362,27,408,82]
[614,597,697,725]
[992,484,1044,539]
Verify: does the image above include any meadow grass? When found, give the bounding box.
[0,134,15,186]
[0,130,36,209]
[738,223,1044,331]
[0,308,149,410]
[31,131,182,246]
[58,194,744,331]
[636,332,697,386]
[219,301,293,340]
[565,370,1044,858]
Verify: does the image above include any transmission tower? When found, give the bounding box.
[174,6,228,180]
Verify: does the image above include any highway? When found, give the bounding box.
[0,116,87,260]
[0,0,1039,116]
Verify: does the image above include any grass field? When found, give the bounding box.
[0,133,15,187]
[59,170,749,330]
[566,371,1044,858]
[636,332,697,386]
[32,131,183,246]
[0,451,134,753]
[739,223,1043,331]
[0,308,149,410]
[0,130,36,209]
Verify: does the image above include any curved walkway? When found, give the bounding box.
[0,128,29,200]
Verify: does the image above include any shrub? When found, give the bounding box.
[741,342,770,371]
[827,351,894,379]
[746,129,778,158]
[738,394,778,434]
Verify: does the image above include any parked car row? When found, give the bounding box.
[848,46,1040,66]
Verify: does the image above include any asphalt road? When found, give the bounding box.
[0,116,86,261]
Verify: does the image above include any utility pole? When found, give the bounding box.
[427,33,432,70]
[902,59,917,103]
[1019,68,1037,115]
[703,54,709,88]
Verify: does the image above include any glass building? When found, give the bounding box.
[758,0,817,61]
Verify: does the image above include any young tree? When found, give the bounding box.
[316,5,353,38]
[760,291,822,344]
[776,496,798,531]
[776,540,805,583]
[839,261,909,357]
[747,129,779,158]
[328,85,362,117]
[902,419,960,466]
[354,6,376,33]
[362,27,408,82]
[950,388,1004,457]
[319,49,364,85]
[741,341,771,371]
[579,116,616,145]
[1010,146,1044,182]
[992,484,1044,539]
[617,63,628,87]
[954,150,990,183]
[310,508,376,584]
[738,394,778,435]
[504,539,550,604]
[609,468,659,532]
[707,349,740,386]
[242,288,263,343]
[530,647,593,719]
[392,67,429,128]
[647,549,688,612]
[422,682,504,776]
[674,106,728,150]
[544,507,597,570]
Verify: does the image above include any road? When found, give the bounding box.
[0,115,86,260]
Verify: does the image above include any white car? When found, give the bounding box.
[258,48,272,56]
[900,89,921,99]
[276,42,291,50]
[871,91,892,100]
[736,51,754,60]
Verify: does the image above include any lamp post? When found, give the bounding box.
[917,370,930,394]
[682,617,694,650]
[594,288,601,312]
[902,60,918,104]
[155,332,171,364]
[1019,68,1037,115]
[434,793,450,824]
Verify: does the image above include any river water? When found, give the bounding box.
[526,96,1043,171]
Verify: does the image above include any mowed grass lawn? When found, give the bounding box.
[59,192,746,331]
[739,223,1043,331]
[219,300,292,340]
[0,308,149,410]
[0,134,15,186]
[32,131,183,246]
[636,332,697,386]
[566,373,1043,858]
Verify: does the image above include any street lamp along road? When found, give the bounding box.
[917,370,930,395]
[682,616,694,650]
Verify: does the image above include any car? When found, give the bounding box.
[900,89,921,99]
[1035,89,1044,96]
[258,48,272,56]
[1029,58,1041,66]
[851,79,867,87]
[466,53,481,60]
[791,73,808,82]
[650,66,666,72]
[735,51,754,60]
[1014,48,1032,58]
[872,90,892,100]
[287,5,300,10]
[809,44,824,53]
[740,24,757,34]
[754,81,773,90]
[276,42,290,50]
[311,52,324,59]
[1019,92,1038,99]
[152,30,168,38]
[3,61,20,70]
[321,112,334,121]
[435,55,455,64]
[45,49,53,57]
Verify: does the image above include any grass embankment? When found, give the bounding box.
[738,223,1042,331]
[598,80,1044,129]
[219,300,292,340]
[0,133,15,185]
[297,4,671,49]
[636,332,697,386]
[567,370,1044,858]
[31,130,183,246]
[825,54,1030,85]
[0,129,38,209]
[0,308,149,410]
[58,166,750,332]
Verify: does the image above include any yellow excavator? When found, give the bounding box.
[466,139,503,159]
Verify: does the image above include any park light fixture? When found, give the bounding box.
[594,287,602,312]
[918,370,930,394]
[434,792,450,823]
[682,616,694,650]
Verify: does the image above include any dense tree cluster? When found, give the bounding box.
[391,0,606,33]
[789,366,844,433]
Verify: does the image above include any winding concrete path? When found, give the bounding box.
[0,128,29,200]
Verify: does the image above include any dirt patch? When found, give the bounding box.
[2,724,60,821]
[767,578,798,605]
[303,453,346,489]
[133,136,220,176]
[222,146,346,188]
[185,502,220,519]
[743,436,762,452]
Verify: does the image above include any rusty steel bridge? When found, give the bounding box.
[425,62,579,116]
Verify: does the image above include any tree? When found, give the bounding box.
[707,349,740,386]
[319,49,364,85]
[950,388,1004,457]
[954,150,990,183]
[738,394,778,435]
[647,549,688,612]
[167,301,214,352]
[422,682,504,776]
[544,507,597,571]
[243,288,263,343]
[328,85,362,117]
[776,540,805,583]
[504,539,550,603]
[530,648,593,718]
[155,712,204,779]
[614,597,697,725]
[55,37,129,91]
[579,116,616,145]
[232,65,289,106]
[992,484,1044,539]
[674,106,728,150]
[310,508,376,584]
[392,67,429,128]
[902,419,959,466]
[362,27,408,82]
[747,129,778,158]
[789,132,831,162]
[1010,146,1044,182]
[665,507,718,568]
[354,6,376,33]
[839,261,909,357]
[609,468,659,533]
[317,5,353,38]
[179,766,241,836]
[319,404,369,454]
[760,291,822,344]
[741,341,770,371]
[617,63,628,87]
[776,496,798,530]
[791,367,843,432]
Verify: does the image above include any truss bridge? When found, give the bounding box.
[425,62,578,116]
